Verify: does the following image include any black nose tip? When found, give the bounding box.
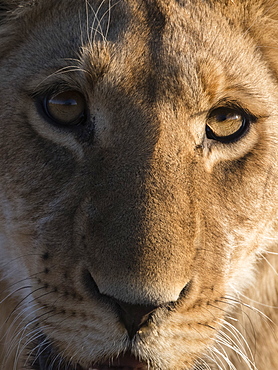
[114,299,158,339]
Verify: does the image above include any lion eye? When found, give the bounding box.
[206,107,250,143]
[43,90,87,126]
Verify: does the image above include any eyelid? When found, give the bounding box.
[207,100,253,117]
[30,79,84,100]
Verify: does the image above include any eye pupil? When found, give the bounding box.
[44,90,86,126]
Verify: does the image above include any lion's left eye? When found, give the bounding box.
[206,106,251,143]
[43,90,87,126]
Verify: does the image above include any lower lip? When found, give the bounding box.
[87,354,148,370]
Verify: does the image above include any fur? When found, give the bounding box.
[1,1,278,369]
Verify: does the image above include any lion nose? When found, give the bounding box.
[82,270,159,339]
[113,299,158,339]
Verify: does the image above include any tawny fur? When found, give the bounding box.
[1,1,278,369]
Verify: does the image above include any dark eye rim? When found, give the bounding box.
[205,105,254,143]
[38,90,88,128]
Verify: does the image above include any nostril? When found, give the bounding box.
[82,270,101,298]
[113,299,158,339]
[178,280,192,300]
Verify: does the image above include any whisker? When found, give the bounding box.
[217,329,255,370]
[210,345,237,370]
[85,0,106,44]
[221,320,254,362]
[207,344,231,370]
[259,254,278,275]
[105,0,111,40]
[26,328,53,368]
[0,253,42,271]
[0,285,32,305]
[4,302,56,368]
[0,269,46,294]
[219,296,275,323]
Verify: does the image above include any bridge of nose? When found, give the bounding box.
[80,144,197,306]
[78,56,198,305]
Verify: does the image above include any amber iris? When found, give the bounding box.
[206,106,249,143]
[44,90,86,125]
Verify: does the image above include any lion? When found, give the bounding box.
[1,0,278,369]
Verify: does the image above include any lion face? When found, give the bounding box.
[1,1,278,369]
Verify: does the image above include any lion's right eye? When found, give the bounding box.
[43,90,87,126]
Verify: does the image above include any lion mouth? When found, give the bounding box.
[87,354,148,369]
[49,356,147,370]
[34,353,147,370]
[31,335,147,370]
[33,352,147,370]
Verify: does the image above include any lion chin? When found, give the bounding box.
[1,0,278,369]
